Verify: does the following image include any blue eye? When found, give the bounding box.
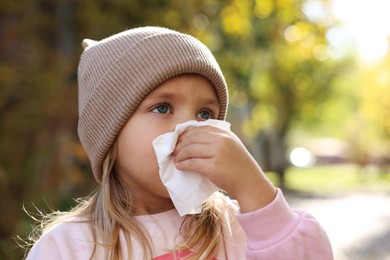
[198,110,212,120]
[152,104,170,114]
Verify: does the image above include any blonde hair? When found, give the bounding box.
[26,142,230,259]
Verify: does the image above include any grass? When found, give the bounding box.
[266,164,390,194]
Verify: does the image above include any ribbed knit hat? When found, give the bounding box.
[77,26,228,182]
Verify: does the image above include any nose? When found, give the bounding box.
[171,111,199,129]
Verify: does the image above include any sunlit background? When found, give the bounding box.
[0,0,389,259]
[331,0,390,62]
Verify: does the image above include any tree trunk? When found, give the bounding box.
[256,129,289,188]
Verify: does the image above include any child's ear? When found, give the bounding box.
[81,39,98,50]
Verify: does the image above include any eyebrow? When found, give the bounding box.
[202,98,220,107]
[148,92,220,107]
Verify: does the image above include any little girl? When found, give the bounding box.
[26,27,333,259]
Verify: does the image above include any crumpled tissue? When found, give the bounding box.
[152,119,231,216]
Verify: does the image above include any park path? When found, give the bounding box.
[285,191,390,260]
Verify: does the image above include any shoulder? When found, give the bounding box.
[43,218,93,242]
[26,218,98,260]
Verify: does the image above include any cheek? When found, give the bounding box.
[115,115,171,176]
[116,127,161,175]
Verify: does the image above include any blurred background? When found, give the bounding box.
[1,0,389,259]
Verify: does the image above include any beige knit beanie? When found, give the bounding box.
[77,26,228,182]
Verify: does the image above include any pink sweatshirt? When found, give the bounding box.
[27,189,333,259]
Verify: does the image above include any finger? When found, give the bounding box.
[174,131,211,155]
[175,157,210,176]
[174,134,211,155]
[174,143,214,163]
[180,125,225,140]
[176,126,225,149]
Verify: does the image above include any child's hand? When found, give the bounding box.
[172,125,276,213]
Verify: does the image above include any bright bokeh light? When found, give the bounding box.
[289,147,316,168]
[330,0,390,62]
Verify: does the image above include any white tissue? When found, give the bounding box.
[152,119,231,216]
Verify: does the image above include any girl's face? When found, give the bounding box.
[114,74,220,215]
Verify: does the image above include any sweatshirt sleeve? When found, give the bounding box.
[235,189,333,260]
